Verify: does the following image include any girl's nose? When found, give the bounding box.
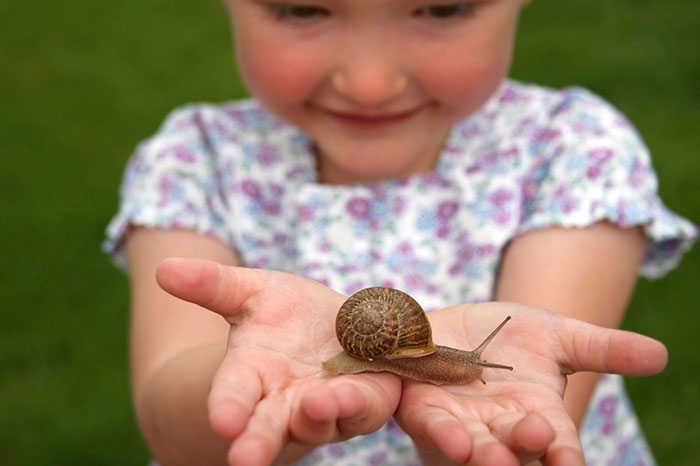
[331,55,408,108]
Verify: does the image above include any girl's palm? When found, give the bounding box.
[396,304,667,465]
[157,259,667,466]
[156,258,402,465]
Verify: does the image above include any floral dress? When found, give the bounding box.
[105,80,696,465]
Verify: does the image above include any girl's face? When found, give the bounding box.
[223,0,527,184]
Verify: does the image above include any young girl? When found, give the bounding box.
[105,0,696,465]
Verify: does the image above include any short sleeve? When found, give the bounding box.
[103,105,233,269]
[519,87,697,278]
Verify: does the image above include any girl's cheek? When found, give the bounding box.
[423,43,512,112]
[236,38,325,105]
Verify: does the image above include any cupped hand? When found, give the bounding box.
[156,258,402,466]
[395,303,668,466]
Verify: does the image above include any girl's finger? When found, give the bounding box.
[156,257,270,317]
[517,407,585,466]
[395,400,473,463]
[489,412,554,463]
[332,378,396,438]
[228,395,290,466]
[555,318,668,377]
[289,383,340,444]
[208,354,263,438]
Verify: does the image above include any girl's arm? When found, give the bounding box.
[494,221,646,425]
[126,227,238,466]
[126,229,404,466]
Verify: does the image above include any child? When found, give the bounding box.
[105,0,696,465]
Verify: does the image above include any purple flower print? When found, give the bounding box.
[437,201,459,220]
[489,189,513,207]
[347,197,371,219]
[157,175,182,207]
[492,209,511,224]
[172,144,196,164]
[457,245,474,262]
[521,178,539,205]
[599,395,617,415]
[262,199,281,215]
[465,147,519,174]
[586,148,613,180]
[447,232,497,280]
[369,452,387,465]
[553,186,578,214]
[630,157,647,188]
[256,143,279,166]
[530,128,562,146]
[588,148,613,165]
[436,225,450,238]
[327,444,346,458]
[488,189,514,224]
[269,183,284,197]
[416,201,459,237]
[241,179,262,199]
[344,281,364,296]
[297,205,314,222]
[499,85,520,103]
[158,175,175,197]
[314,276,331,287]
[476,244,495,257]
[337,264,358,275]
[240,180,283,216]
[379,279,396,289]
[404,273,425,290]
[346,196,388,231]
[286,165,308,181]
[392,196,406,215]
[397,242,413,255]
[386,418,404,434]
[170,113,194,131]
[273,232,289,245]
[597,395,617,435]
[302,261,322,275]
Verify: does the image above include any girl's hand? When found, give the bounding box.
[156,258,402,466]
[394,303,668,466]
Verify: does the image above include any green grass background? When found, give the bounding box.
[1,0,698,464]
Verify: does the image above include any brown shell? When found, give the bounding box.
[335,287,437,360]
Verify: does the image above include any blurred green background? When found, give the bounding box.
[1,0,698,464]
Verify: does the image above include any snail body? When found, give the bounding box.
[322,287,513,385]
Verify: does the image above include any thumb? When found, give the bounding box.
[155,257,269,317]
[557,319,668,377]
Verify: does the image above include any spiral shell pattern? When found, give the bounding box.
[335,287,437,360]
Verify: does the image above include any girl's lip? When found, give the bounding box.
[320,106,425,129]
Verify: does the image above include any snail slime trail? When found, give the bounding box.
[322,287,513,385]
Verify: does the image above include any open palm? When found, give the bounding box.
[395,304,667,465]
[157,258,667,466]
[156,258,402,465]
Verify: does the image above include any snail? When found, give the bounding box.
[322,287,513,385]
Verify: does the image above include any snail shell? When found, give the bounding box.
[335,286,437,360]
[323,287,513,385]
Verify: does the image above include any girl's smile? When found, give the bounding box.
[312,103,430,131]
[223,0,528,183]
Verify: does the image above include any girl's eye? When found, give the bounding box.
[269,3,329,21]
[414,3,476,20]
